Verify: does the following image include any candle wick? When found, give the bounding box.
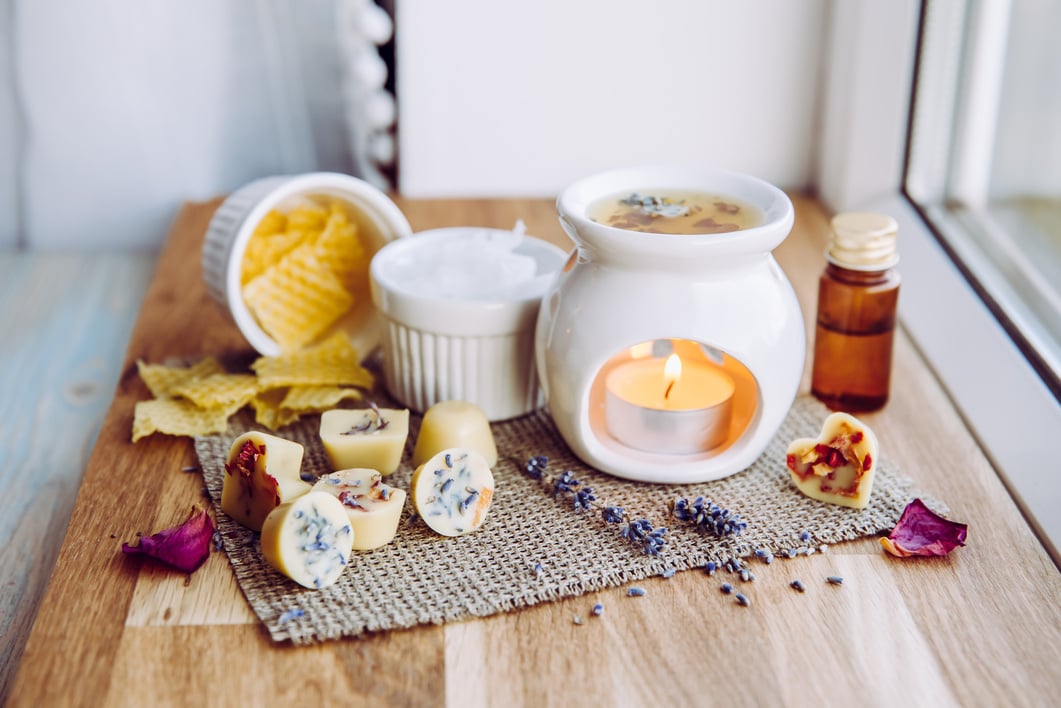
[664,380,675,400]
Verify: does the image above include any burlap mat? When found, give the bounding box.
[195,395,916,644]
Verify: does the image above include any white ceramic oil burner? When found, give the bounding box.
[534,165,805,483]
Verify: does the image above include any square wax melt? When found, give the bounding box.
[319,407,409,474]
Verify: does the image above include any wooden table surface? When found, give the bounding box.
[8,196,1061,707]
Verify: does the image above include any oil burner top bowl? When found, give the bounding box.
[534,165,804,484]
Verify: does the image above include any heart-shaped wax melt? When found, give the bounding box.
[785,412,878,509]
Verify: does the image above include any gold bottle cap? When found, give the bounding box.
[827,212,899,270]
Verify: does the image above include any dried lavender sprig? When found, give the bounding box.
[518,457,664,557]
[621,519,667,556]
[672,496,748,537]
[524,455,548,480]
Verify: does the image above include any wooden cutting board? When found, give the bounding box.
[8,196,1061,707]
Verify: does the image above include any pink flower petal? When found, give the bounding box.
[122,506,215,573]
[881,498,968,558]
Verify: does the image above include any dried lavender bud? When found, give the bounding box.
[790,580,806,592]
[552,470,581,497]
[720,583,733,594]
[619,193,690,218]
[277,607,305,624]
[627,587,647,597]
[827,575,844,585]
[704,561,717,575]
[573,487,596,511]
[592,603,604,616]
[601,505,625,524]
[524,455,548,480]
[342,402,389,434]
[735,593,750,607]
[621,519,667,556]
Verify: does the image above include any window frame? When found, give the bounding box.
[816,0,1061,564]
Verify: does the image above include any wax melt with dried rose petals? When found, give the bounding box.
[785,412,878,509]
[881,498,968,558]
[122,506,215,573]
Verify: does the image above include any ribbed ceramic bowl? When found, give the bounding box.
[369,227,567,421]
[202,172,411,356]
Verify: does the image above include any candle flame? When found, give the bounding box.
[663,354,681,399]
[664,354,682,382]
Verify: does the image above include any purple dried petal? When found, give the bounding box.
[881,498,968,558]
[122,506,215,573]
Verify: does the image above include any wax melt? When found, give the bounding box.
[221,431,311,531]
[260,491,354,589]
[410,448,494,536]
[785,412,878,509]
[312,468,406,550]
[412,400,497,468]
[319,406,409,475]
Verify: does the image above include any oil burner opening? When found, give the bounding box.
[589,338,760,460]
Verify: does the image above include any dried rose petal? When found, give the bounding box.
[881,498,968,558]
[122,506,215,573]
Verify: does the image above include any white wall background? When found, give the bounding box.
[0,0,361,250]
[4,0,1056,248]
[2,0,834,249]
[395,0,827,198]
[1,0,947,248]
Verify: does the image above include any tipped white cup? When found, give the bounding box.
[202,172,411,357]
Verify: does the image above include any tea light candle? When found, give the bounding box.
[605,354,735,454]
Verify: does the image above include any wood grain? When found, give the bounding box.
[0,251,153,702]
[7,197,1061,707]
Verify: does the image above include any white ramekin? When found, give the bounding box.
[202,172,412,357]
[369,227,567,421]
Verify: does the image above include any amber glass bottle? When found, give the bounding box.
[811,212,900,412]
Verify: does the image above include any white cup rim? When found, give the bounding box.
[219,172,411,356]
[369,226,567,337]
